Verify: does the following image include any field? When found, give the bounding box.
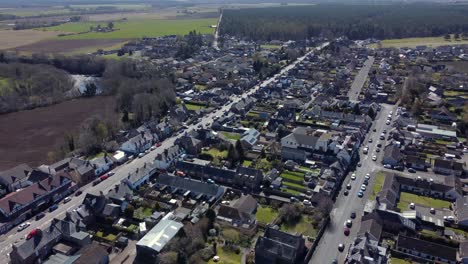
[280,215,317,237]
[0,29,60,50]
[0,96,117,170]
[184,103,206,111]
[368,172,385,201]
[13,38,128,54]
[221,132,241,140]
[255,206,279,224]
[207,245,241,264]
[397,192,452,211]
[202,148,228,159]
[390,257,412,264]
[44,18,217,39]
[371,35,468,48]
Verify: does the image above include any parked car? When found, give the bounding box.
[49,204,58,212]
[346,184,352,190]
[344,190,349,196]
[360,185,367,191]
[17,222,31,232]
[357,191,364,198]
[338,243,345,252]
[75,190,83,196]
[372,155,377,161]
[350,173,356,180]
[344,227,350,236]
[63,197,71,203]
[346,219,353,228]
[408,168,416,173]
[350,212,356,219]
[35,212,45,221]
[26,229,40,240]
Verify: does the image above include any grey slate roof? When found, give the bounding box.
[156,173,224,198]
[0,163,32,185]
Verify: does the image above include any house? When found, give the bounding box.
[281,128,330,154]
[430,106,457,123]
[346,234,387,264]
[395,235,457,264]
[175,135,202,155]
[154,145,184,170]
[460,241,468,264]
[415,124,457,141]
[433,158,465,176]
[240,128,260,149]
[120,131,156,154]
[376,173,400,209]
[155,173,225,201]
[255,227,306,264]
[0,174,76,222]
[90,155,114,176]
[357,218,382,242]
[44,243,109,264]
[382,144,403,167]
[405,155,427,171]
[47,158,95,185]
[217,195,257,229]
[362,209,416,234]
[0,164,33,192]
[136,213,183,259]
[455,196,468,227]
[230,97,256,115]
[169,104,189,122]
[122,162,157,190]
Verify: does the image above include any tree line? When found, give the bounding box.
[220,4,468,41]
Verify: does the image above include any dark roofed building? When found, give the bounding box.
[155,173,224,200]
[255,227,306,264]
[395,235,457,264]
[217,195,257,229]
[382,144,403,166]
[357,218,382,242]
[0,164,33,192]
[433,158,465,176]
[456,196,468,228]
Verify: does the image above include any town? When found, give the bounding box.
[0,5,467,264]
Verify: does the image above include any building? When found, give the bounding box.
[90,155,114,176]
[433,158,465,176]
[174,135,202,155]
[154,145,184,170]
[255,227,306,264]
[395,235,457,264]
[382,144,403,167]
[122,162,157,190]
[240,128,260,149]
[0,164,33,193]
[455,196,468,227]
[217,195,258,229]
[155,173,225,201]
[120,131,156,154]
[136,213,183,259]
[346,234,387,264]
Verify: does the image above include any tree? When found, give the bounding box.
[227,144,239,163]
[107,21,114,30]
[444,34,451,40]
[235,140,245,160]
[367,107,376,119]
[455,33,460,40]
[317,196,333,215]
[177,251,188,264]
[83,82,97,97]
[206,208,216,228]
[279,203,303,224]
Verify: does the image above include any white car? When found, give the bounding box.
[372,155,377,161]
[351,174,356,180]
[17,222,31,232]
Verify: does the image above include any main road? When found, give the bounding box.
[0,42,329,264]
[309,103,396,264]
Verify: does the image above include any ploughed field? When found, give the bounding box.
[0,96,116,170]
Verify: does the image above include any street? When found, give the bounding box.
[309,103,396,264]
[348,56,375,102]
[0,42,329,263]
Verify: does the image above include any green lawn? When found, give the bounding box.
[207,246,242,264]
[368,172,385,201]
[282,181,306,190]
[202,148,228,159]
[282,188,301,195]
[255,206,279,224]
[184,103,205,111]
[221,132,241,140]
[280,216,317,237]
[370,35,468,48]
[0,77,11,96]
[95,231,118,242]
[133,207,153,220]
[390,257,413,264]
[280,171,304,182]
[397,192,451,211]
[446,227,468,238]
[261,44,282,49]
[242,160,253,167]
[44,18,217,39]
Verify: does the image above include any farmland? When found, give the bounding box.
[44,18,217,39]
[0,29,60,50]
[13,38,128,54]
[0,96,117,170]
[370,35,468,48]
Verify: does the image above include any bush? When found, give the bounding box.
[199,247,215,261]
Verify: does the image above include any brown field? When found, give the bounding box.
[0,29,60,50]
[0,96,117,170]
[13,38,128,54]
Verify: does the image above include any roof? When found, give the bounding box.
[156,173,224,198]
[0,164,32,185]
[136,213,183,253]
[255,227,305,263]
[456,196,468,222]
[357,218,382,241]
[383,144,402,162]
[232,195,257,214]
[396,235,457,261]
[73,243,109,264]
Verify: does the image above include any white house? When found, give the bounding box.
[121,131,156,154]
[90,156,114,176]
[154,145,184,170]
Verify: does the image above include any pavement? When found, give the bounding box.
[348,56,375,102]
[309,103,396,264]
[212,12,223,50]
[0,42,329,263]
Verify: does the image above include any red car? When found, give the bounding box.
[344,227,350,236]
[156,143,162,147]
[26,229,40,240]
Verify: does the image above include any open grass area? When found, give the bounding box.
[207,245,242,264]
[184,103,205,111]
[282,188,301,195]
[397,192,452,211]
[282,181,306,190]
[368,172,385,201]
[255,206,279,224]
[221,132,241,140]
[95,231,118,242]
[0,78,11,96]
[280,216,317,237]
[261,44,282,49]
[390,257,413,264]
[242,160,253,167]
[44,18,217,39]
[370,35,468,48]
[133,207,153,220]
[202,148,228,159]
[281,170,304,181]
[446,226,468,238]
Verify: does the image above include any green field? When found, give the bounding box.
[369,172,385,201]
[202,148,228,159]
[397,192,452,211]
[44,18,217,39]
[256,206,279,224]
[390,257,413,264]
[283,181,306,190]
[221,132,241,140]
[280,215,317,237]
[370,35,468,48]
[281,170,305,182]
[207,245,241,264]
[242,160,253,167]
[0,77,11,96]
[184,103,206,111]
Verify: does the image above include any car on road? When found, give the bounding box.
[346,219,352,228]
[351,174,356,180]
[350,212,356,219]
[372,155,377,161]
[344,190,349,196]
[376,148,380,153]
[357,191,364,198]
[75,190,83,196]
[357,163,362,167]
[17,222,30,232]
[338,243,345,252]
[26,229,40,240]
[373,128,377,132]
[35,212,45,221]
[386,120,391,125]
[360,185,367,191]
[108,172,115,177]
[379,134,385,140]
[363,147,368,154]
[368,138,373,143]
[344,227,350,236]
[49,204,58,212]
[377,142,382,148]
[63,197,71,203]
[346,183,352,190]
[408,168,416,173]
